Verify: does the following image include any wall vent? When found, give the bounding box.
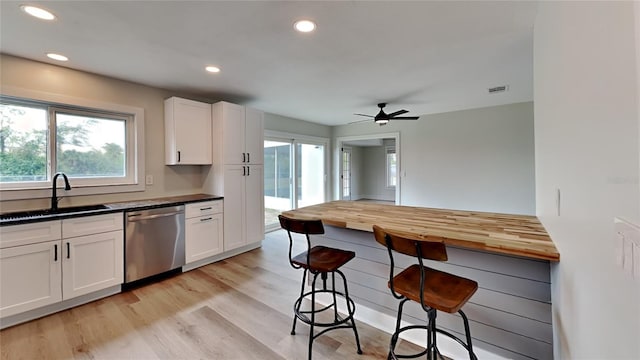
[488,85,509,94]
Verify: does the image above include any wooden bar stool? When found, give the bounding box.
[373,225,478,360]
[279,214,363,359]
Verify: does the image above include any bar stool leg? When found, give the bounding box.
[332,272,339,321]
[292,269,308,335]
[389,298,408,360]
[459,310,477,360]
[308,272,320,360]
[339,270,362,355]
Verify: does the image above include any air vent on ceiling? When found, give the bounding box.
[488,85,509,94]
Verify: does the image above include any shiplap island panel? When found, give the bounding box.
[281,201,558,360]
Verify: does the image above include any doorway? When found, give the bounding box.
[335,132,400,204]
[264,132,329,231]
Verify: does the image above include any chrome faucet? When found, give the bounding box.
[51,172,71,211]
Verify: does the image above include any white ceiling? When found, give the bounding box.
[0,1,537,126]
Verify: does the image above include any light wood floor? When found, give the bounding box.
[0,230,424,360]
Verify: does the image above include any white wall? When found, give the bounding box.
[534,2,640,359]
[333,102,535,214]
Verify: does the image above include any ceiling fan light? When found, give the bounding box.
[21,5,56,20]
[375,119,389,125]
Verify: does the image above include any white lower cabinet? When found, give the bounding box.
[185,201,223,264]
[62,229,124,300]
[0,213,124,321]
[61,214,123,300]
[0,240,62,318]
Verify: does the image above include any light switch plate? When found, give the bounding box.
[614,217,640,280]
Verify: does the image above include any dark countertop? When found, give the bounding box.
[0,193,223,226]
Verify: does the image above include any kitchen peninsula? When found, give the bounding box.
[281,201,559,360]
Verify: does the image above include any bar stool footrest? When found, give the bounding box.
[293,289,357,328]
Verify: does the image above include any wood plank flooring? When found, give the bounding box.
[0,230,424,360]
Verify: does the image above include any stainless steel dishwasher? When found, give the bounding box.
[124,205,185,283]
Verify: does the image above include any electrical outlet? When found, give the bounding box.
[145,174,153,185]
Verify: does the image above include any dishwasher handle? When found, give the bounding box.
[127,211,183,222]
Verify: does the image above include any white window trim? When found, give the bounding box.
[0,86,145,201]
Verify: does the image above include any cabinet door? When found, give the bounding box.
[185,213,223,263]
[223,165,246,251]
[245,165,265,245]
[166,97,212,165]
[62,230,123,300]
[0,240,62,318]
[220,102,246,165]
[244,107,264,164]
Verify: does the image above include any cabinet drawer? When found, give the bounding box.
[185,200,223,218]
[62,213,123,238]
[0,221,61,249]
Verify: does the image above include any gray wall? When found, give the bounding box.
[0,54,204,212]
[334,102,536,215]
[360,140,396,202]
[264,112,331,138]
[534,2,640,359]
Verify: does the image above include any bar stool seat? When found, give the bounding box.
[291,245,355,272]
[392,264,477,314]
[373,225,478,360]
[279,214,363,359]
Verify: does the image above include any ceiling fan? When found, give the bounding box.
[352,103,419,125]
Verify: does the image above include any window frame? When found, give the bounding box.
[0,87,145,201]
[385,146,397,189]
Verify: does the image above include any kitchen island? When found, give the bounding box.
[281,201,558,360]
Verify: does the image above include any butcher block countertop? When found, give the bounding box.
[281,201,559,262]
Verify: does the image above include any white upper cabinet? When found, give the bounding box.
[212,101,264,165]
[165,97,212,165]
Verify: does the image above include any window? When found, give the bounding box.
[386,146,397,188]
[0,95,144,198]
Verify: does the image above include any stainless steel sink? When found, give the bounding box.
[0,204,110,221]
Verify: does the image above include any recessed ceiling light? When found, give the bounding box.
[205,66,221,73]
[46,53,68,61]
[21,5,56,20]
[294,20,316,33]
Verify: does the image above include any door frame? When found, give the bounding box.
[264,130,330,231]
[334,132,401,204]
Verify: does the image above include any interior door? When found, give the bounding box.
[341,147,352,200]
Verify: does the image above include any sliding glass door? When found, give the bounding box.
[264,140,293,229]
[264,136,327,230]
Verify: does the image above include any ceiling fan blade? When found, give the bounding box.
[348,118,372,125]
[387,109,408,117]
[390,116,419,120]
[353,113,374,118]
